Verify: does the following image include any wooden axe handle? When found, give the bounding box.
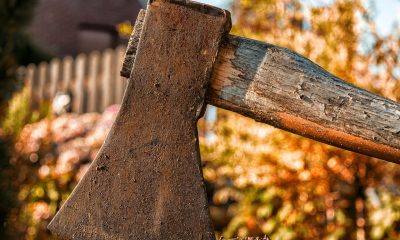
[122,10,400,163]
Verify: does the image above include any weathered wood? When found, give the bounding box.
[73,54,86,113]
[114,46,126,104]
[120,9,145,79]
[62,56,73,92]
[88,51,100,112]
[25,46,132,113]
[122,20,400,163]
[209,35,400,163]
[26,64,39,109]
[38,62,48,101]
[101,49,113,111]
[49,58,61,98]
[48,1,231,239]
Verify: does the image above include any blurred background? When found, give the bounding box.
[0,0,400,239]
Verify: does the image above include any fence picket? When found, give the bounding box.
[26,64,38,108]
[38,62,49,102]
[62,56,73,93]
[50,59,61,99]
[101,49,113,111]
[73,54,86,113]
[88,51,100,112]
[114,46,126,104]
[22,46,128,113]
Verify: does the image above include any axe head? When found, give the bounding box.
[48,1,231,239]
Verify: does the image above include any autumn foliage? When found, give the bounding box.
[2,0,400,239]
[202,0,400,239]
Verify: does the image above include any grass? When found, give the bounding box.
[1,86,51,139]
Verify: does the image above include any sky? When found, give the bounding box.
[138,0,400,35]
[373,0,400,35]
[196,0,400,36]
[303,0,400,36]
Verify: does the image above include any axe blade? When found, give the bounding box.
[48,1,231,239]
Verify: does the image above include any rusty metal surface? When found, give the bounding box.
[48,1,231,239]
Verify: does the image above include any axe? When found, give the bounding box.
[49,1,400,239]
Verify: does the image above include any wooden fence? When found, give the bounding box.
[21,46,128,113]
